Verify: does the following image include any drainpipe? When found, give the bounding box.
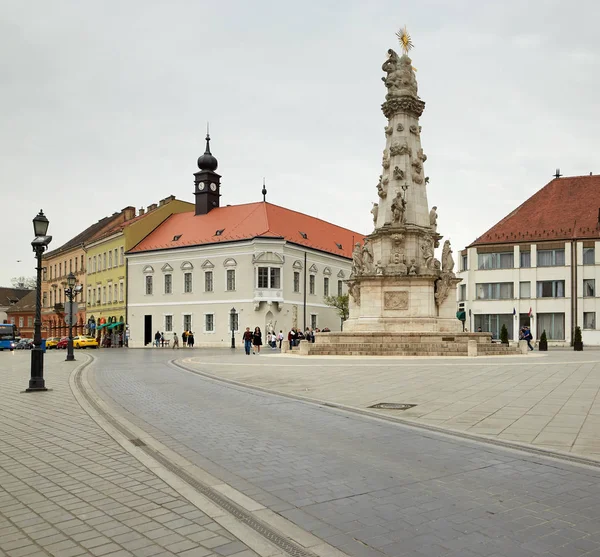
[303,252,307,331]
[571,238,577,345]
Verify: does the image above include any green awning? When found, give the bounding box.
[97,323,108,330]
[107,322,124,329]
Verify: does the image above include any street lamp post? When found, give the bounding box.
[64,272,80,362]
[230,307,236,349]
[27,210,52,392]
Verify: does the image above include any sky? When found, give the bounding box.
[1,0,599,286]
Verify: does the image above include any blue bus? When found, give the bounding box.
[0,323,18,351]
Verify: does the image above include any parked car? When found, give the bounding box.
[45,337,60,349]
[73,335,99,349]
[56,337,69,349]
[15,339,33,350]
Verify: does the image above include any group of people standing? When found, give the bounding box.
[243,327,263,355]
[287,327,318,350]
[153,330,195,349]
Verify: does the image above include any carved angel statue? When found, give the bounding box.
[429,206,438,231]
[362,239,374,274]
[376,175,387,198]
[442,240,455,273]
[391,192,407,224]
[408,259,417,275]
[421,238,434,269]
[351,242,363,276]
[347,280,360,306]
[371,203,379,227]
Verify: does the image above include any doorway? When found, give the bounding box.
[144,315,152,346]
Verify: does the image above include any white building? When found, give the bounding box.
[458,174,600,346]
[126,136,363,347]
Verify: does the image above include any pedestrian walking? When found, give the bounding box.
[172,333,179,349]
[277,330,284,349]
[243,327,253,355]
[160,332,165,347]
[523,326,534,351]
[187,331,195,348]
[253,327,262,354]
[154,330,161,347]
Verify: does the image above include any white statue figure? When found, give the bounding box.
[352,242,363,276]
[375,260,384,275]
[267,321,273,334]
[371,203,379,227]
[391,192,406,224]
[442,240,455,273]
[429,206,438,231]
[421,238,434,269]
[381,49,418,99]
[362,239,374,274]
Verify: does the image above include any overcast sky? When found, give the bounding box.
[2,0,599,286]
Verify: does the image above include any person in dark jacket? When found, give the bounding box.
[243,327,253,355]
[187,332,195,348]
[252,327,262,354]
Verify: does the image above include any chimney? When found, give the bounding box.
[122,206,136,220]
[147,203,158,212]
[138,207,145,216]
[164,195,175,203]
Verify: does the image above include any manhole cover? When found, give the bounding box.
[368,403,416,410]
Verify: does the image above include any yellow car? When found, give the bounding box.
[45,337,61,349]
[73,335,99,349]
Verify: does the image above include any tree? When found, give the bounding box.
[500,324,509,345]
[539,330,548,351]
[324,294,349,322]
[11,276,36,289]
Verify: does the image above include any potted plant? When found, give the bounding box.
[574,325,583,351]
[500,324,509,345]
[539,330,548,351]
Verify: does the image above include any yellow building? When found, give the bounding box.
[85,196,193,343]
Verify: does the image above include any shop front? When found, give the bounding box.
[96,315,125,347]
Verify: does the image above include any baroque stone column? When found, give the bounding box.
[344,38,461,333]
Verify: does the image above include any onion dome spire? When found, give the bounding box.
[197,124,218,172]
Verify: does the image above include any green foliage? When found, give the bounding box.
[500,324,509,345]
[574,326,582,344]
[540,330,547,342]
[324,294,349,321]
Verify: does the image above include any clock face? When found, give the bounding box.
[210,182,217,192]
[198,181,205,191]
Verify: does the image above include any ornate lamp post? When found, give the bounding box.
[230,307,236,349]
[27,210,52,392]
[64,272,81,362]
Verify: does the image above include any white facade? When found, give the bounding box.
[457,240,600,346]
[127,238,351,347]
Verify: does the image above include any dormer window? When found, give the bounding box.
[173,234,182,241]
[299,231,308,239]
[335,242,343,249]
[215,229,225,236]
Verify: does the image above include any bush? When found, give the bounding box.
[500,324,509,345]
[539,329,548,351]
[574,325,583,351]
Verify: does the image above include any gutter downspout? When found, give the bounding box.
[571,223,577,346]
[303,252,307,331]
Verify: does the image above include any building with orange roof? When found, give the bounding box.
[84,196,193,344]
[457,173,600,345]
[126,136,365,347]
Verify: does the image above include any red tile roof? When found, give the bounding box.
[471,175,600,246]
[129,202,365,259]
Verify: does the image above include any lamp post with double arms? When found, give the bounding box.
[64,272,81,362]
[27,210,52,392]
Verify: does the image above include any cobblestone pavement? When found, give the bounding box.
[181,349,600,459]
[90,349,600,557]
[0,351,257,557]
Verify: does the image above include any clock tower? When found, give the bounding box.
[194,133,221,216]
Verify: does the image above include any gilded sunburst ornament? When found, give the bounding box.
[395,25,413,55]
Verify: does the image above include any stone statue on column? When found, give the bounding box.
[391,192,406,224]
[362,239,374,274]
[429,206,437,232]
